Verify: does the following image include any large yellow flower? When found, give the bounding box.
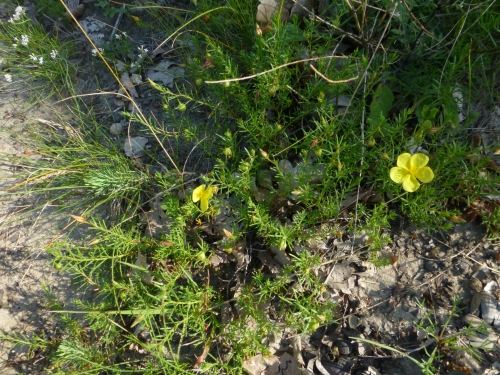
[390,153,434,192]
[192,184,214,212]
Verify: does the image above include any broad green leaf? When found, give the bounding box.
[368,84,394,128]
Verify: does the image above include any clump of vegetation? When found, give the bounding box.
[1,0,499,373]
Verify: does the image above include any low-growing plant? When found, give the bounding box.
[1,0,500,373]
[0,5,76,100]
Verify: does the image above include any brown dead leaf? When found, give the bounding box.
[232,241,248,268]
[133,251,153,285]
[487,158,500,171]
[114,87,128,106]
[223,228,233,238]
[120,72,139,98]
[257,251,283,276]
[257,0,278,23]
[202,59,214,68]
[242,354,266,375]
[339,188,374,210]
[210,251,230,268]
[270,246,292,266]
[450,215,466,223]
[140,210,171,238]
[67,3,85,18]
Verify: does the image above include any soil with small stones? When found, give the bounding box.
[1,1,500,375]
[0,64,94,375]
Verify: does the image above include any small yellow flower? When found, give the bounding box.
[390,153,434,192]
[192,184,214,212]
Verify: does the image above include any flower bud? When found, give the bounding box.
[255,24,262,37]
[268,86,277,96]
[71,215,87,223]
[279,238,287,251]
[177,102,186,113]
[366,138,376,147]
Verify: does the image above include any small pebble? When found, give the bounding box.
[456,260,470,273]
[337,340,352,355]
[131,74,142,85]
[110,122,124,135]
[424,260,440,272]
[469,277,483,292]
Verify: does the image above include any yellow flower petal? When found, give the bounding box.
[200,197,209,212]
[192,184,206,203]
[402,175,420,192]
[414,166,434,183]
[390,167,409,183]
[409,153,429,169]
[397,153,411,170]
[203,185,214,201]
[193,185,214,212]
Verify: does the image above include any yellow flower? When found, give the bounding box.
[192,184,214,212]
[390,153,434,192]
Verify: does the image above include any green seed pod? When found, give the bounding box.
[268,86,277,96]
[177,102,187,113]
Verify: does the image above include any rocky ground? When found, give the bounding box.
[1,1,500,375]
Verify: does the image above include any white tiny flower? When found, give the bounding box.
[5,74,12,83]
[10,7,23,22]
[8,18,13,23]
[0,59,3,65]
[50,50,57,59]
[38,57,43,65]
[12,7,23,21]
[21,35,29,46]
[130,62,136,68]
[30,53,37,61]
[14,37,18,41]
[91,48,103,56]
[122,31,127,37]
[12,43,17,48]
[115,34,121,40]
